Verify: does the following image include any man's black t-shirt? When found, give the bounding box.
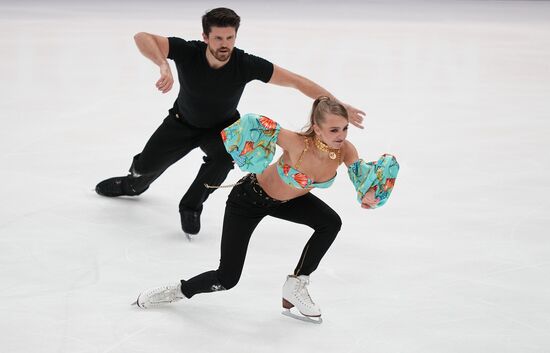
[167,37,274,128]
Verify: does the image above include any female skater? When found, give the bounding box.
[134,97,399,323]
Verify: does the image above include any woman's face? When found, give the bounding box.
[314,113,349,149]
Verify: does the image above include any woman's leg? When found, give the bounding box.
[181,178,270,298]
[269,193,342,276]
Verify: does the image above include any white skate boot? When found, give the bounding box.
[282,275,322,324]
[133,282,184,309]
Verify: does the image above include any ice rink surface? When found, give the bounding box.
[1,0,549,352]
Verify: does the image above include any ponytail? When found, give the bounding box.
[301,96,348,137]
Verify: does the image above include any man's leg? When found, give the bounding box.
[178,129,235,234]
[96,113,200,197]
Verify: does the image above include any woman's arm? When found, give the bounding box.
[342,140,359,168]
[342,141,379,208]
[276,127,302,154]
[221,114,282,174]
[343,141,399,209]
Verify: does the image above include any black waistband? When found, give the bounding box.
[242,174,287,204]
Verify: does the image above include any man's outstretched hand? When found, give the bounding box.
[344,103,366,129]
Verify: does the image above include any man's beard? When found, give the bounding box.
[209,46,232,62]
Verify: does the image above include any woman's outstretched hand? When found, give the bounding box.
[361,188,379,209]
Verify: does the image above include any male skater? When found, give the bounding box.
[96,7,365,236]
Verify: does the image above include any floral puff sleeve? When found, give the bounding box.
[221,113,281,174]
[347,154,400,208]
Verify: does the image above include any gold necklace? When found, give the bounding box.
[313,136,340,160]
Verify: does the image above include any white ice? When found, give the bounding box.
[1,1,549,352]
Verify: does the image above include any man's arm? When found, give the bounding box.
[268,65,365,129]
[133,32,173,94]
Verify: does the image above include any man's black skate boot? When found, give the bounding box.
[180,209,201,235]
[95,176,147,197]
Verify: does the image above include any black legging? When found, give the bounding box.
[180,173,342,298]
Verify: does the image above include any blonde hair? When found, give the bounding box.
[301,96,348,137]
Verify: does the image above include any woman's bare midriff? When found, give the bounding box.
[256,164,310,201]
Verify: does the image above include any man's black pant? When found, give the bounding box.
[180,174,342,298]
[128,110,235,213]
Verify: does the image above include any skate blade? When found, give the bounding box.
[184,232,194,241]
[282,309,323,324]
[131,295,145,308]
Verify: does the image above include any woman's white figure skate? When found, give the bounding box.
[282,275,323,324]
[132,282,184,308]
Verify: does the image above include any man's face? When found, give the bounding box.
[203,26,237,62]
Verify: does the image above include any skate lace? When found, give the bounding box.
[297,278,315,306]
[148,284,181,304]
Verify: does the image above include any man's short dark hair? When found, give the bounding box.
[202,8,240,35]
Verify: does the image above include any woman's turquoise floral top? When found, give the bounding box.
[222,113,399,208]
